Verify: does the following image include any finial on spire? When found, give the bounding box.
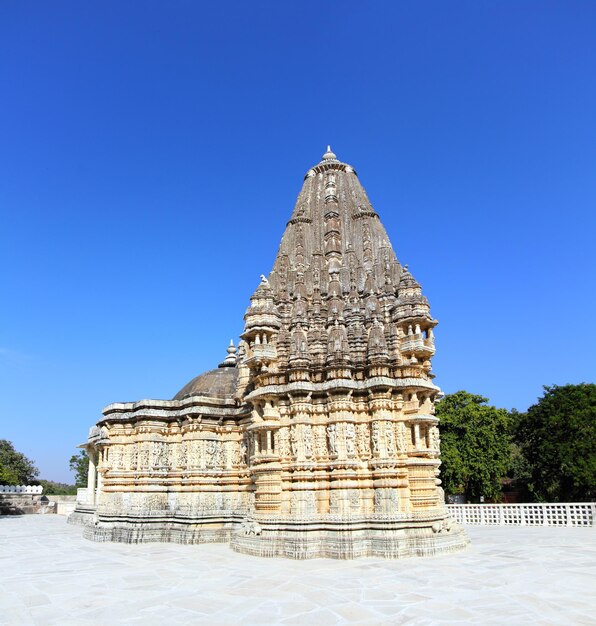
[322,145,337,161]
[219,339,237,367]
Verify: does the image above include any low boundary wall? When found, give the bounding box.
[0,494,55,515]
[447,503,595,527]
[0,485,43,494]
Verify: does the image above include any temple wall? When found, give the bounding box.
[245,389,443,516]
[77,384,451,550]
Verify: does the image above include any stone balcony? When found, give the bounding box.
[400,335,435,356]
[245,344,277,367]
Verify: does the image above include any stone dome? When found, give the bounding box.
[173,366,238,401]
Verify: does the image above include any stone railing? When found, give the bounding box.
[0,485,43,494]
[447,503,595,528]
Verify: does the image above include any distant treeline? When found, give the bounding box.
[438,383,596,503]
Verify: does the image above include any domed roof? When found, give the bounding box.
[173,366,238,401]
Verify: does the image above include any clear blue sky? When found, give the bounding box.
[1,2,595,483]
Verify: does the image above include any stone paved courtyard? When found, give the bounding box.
[0,516,594,625]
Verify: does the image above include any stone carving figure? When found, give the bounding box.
[371,422,381,455]
[396,422,407,453]
[385,423,396,456]
[290,427,300,458]
[356,423,370,456]
[345,423,356,457]
[118,446,127,470]
[110,446,121,470]
[130,445,138,470]
[430,426,441,450]
[206,440,218,468]
[326,423,338,455]
[154,442,165,468]
[140,445,150,469]
[277,428,291,458]
[241,520,262,536]
[313,425,327,457]
[222,441,232,468]
[239,438,248,465]
[213,441,223,468]
[163,443,172,468]
[180,441,188,468]
[190,441,201,468]
[303,425,313,458]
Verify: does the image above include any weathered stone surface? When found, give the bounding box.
[73,148,469,558]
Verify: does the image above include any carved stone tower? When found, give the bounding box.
[72,147,468,559]
[231,146,467,557]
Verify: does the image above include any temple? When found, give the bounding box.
[70,147,469,559]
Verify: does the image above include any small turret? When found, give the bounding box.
[392,265,432,322]
[241,275,282,372]
[392,265,436,367]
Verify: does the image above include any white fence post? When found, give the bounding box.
[0,484,43,495]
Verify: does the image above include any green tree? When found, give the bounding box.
[38,479,77,496]
[503,409,532,498]
[0,440,39,485]
[515,383,596,502]
[69,450,89,487]
[436,391,511,502]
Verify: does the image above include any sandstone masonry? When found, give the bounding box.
[71,148,469,559]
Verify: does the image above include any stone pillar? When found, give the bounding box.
[96,464,102,506]
[266,430,272,454]
[87,450,97,506]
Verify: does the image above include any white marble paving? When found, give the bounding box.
[0,516,594,625]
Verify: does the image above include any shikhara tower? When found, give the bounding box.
[71,148,469,559]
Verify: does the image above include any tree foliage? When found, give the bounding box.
[69,450,89,488]
[38,480,77,495]
[515,383,596,502]
[436,391,511,502]
[0,440,39,485]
